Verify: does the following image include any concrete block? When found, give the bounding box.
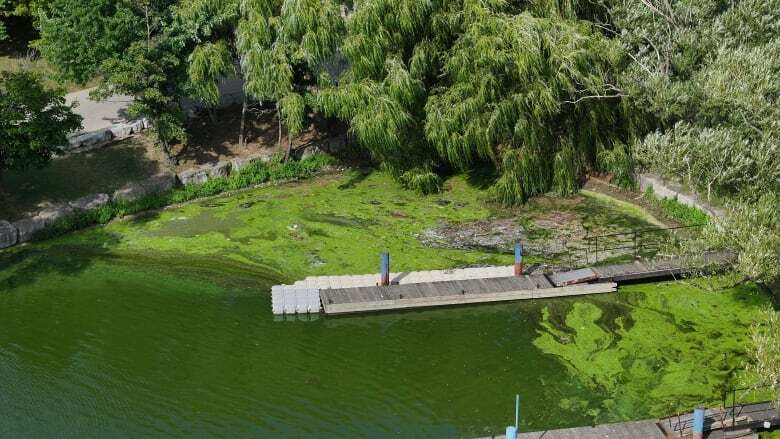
[0,220,18,249]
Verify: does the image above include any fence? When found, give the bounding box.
[526,224,706,269]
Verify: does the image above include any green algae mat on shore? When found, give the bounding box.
[0,171,771,437]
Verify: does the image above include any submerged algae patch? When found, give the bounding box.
[534,281,769,422]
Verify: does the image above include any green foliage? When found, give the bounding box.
[615,0,780,202]
[316,0,629,204]
[552,142,579,196]
[746,309,780,406]
[36,0,152,84]
[597,142,634,189]
[31,153,334,242]
[398,168,442,194]
[95,37,189,160]
[644,188,709,227]
[702,193,780,284]
[187,40,235,106]
[0,71,82,174]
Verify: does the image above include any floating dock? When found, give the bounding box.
[271,252,732,316]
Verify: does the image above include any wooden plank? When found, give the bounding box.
[549,268,598,286]
[321,282,617,315]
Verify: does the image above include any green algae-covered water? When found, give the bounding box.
[0,172,769,437]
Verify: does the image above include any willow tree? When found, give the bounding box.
[236,0,343,158]
[313,0,461,191]
[315,0,628,198]
[426,1,624,203]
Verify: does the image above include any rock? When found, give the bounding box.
[109,123,133,140]
[69,193,111,211]
[113,172,176,202]
[177,167,210,186]
[145,172,176,192]
[208,161,232,178]
[68,129,113,150]
[0,220,18,249]
[13,217,46,243]
[300,145,322,160]
[230,153,272,173]
[128,119,145,134]
[36,205,74,224]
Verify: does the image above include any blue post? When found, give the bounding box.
[505,395,520,438]
[380,252,390,286]
[693,407,705,439]
[514,243,524,276]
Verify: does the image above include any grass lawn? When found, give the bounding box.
[0,139,166,220]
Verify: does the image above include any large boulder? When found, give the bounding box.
[13,217,47,243]
[113,172,176,202]
[177,167,210,186]
[69,193,111,211]
[128,119,145,133]
[230,153,271,173]
[208,161,232,178]
[36,205,74,224]
[109,123,133,140]
[67,129,113,152]
[0,220,18,249]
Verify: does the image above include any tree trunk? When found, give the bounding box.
[160,137,176,166]
[285,133,293,162]
[277,111,282,147]
[238,94,248,149]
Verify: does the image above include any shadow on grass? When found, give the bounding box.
[463,164,499,190]
[0,141,163,220]
[0,230,123,291]
[338,167,374,190]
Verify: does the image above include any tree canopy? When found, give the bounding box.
[0,71,82,174]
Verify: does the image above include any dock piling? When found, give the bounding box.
[514,243,524,276]
[380,252,390,286]
[693,407,704,439]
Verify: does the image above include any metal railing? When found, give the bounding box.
[528,223,706,268]
[664,384,777,436]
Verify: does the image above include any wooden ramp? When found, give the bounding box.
[320,275,616,315]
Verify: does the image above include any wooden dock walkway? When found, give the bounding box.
[321,276,616,314]
[271,252,733,315]
[480,400,780,439]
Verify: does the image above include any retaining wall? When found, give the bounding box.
[638,173,725,219]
